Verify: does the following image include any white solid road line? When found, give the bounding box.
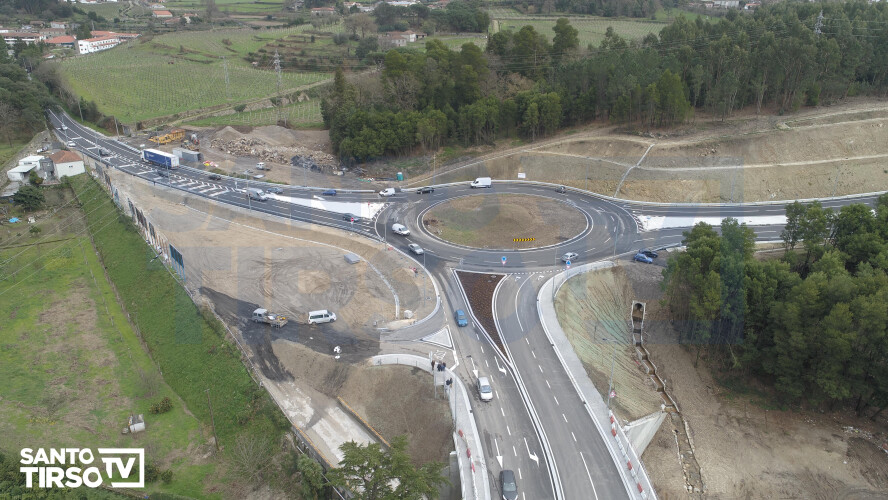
[562,414,568,423]
[507,426,511,436]
[553,395,559,405]
[572,432,577,442]
[579,452,601,500]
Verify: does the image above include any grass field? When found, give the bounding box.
[0,186,215,498]
[186,98,322,127]
[57,27,331,123]
[493,16,666,47]
[0,139,28,169]
[164,0,287,14]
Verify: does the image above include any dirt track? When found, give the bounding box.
[423,99,888,203]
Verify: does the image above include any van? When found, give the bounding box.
[470,177,492,188]
[308,310,336,324]
[245,188,267,201]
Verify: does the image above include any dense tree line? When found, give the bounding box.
[325,2,888,162]
[371,0,489,34]
[661,195,888,414]
[0,39,55,145]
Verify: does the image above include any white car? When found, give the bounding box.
[477,376,493,402]
[379,188,396,197]
[391,223,410,236]
[66,141,76,148]
[561,252,578,263]
[408,243,423,255]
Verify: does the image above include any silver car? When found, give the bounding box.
[408,243,423,255]
[561,252,578,263]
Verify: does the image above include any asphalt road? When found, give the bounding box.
[48,109,885,500]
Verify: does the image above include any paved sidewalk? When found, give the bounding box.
[371,354,491,500]
[537,261,658,500]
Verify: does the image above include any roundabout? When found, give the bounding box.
[421,193,589,250]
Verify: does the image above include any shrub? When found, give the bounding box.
[149,396,173,414]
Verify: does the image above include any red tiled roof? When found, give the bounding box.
[46,35,76,44]
[49,150,82,164]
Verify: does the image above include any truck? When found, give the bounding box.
[245,188,267,201]
[172,147,202,163]
[251,308,288,327]
[470,177,492,188]
[149,128,186,145]
[142,148,180,169]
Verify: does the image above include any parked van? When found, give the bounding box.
[470,177,492,188]
[308,310,336,324]
[245,188,267,201]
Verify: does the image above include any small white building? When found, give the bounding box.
[7,155,44,182]
[49,150,85,178]
[78,35,120,54]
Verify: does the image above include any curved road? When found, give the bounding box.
[48,109,885,500]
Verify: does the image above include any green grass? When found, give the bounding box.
[0,138,29,169]
[493,17,666,47]
[653,7,704,22]
[165,0,287,14]
[68,174,290,447]
[0,185,218,498]
[185,98,322,126]
[56,27,331,123]
[76,2,127,18]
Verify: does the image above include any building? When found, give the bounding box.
[40,28,66,37]
[310,7,336,16]
[29,20,45,28]
[386,0,417,5]
[7,155,45,183]
[153,10,173,18]
[50,21,68,29]
[2,32,41,45]
[713,0,739,7]
[78,35,120,54]
[49,150,85,178]
[45,35,77,49]
[379,33,407,48]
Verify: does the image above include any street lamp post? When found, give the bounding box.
[612,225,618,258]
[603,337,617,411]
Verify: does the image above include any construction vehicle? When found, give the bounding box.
[149,128,186,145]
[251,308,288,327]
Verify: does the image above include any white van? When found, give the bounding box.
[245,188,267,201]
[391,223,410,236]
[470,177,492,188]
[308,310,336,324]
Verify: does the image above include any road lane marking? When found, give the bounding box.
[553,396,559,405]
[501,408,505,417]
[518,468,522,480]
[562,413,568,423]
[513,446,517,456]
[545,380,551,389]
[531,351,536,359]
[580,452,601,500]
[507,425,511,436]
[480,345,484,354]
[572,432,577,442]
[485,359,489,367]
[538,365,543,373]
[525,338,530,345]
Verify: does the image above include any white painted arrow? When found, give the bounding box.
[470,357,478,378]
[495,356,507,376]
[495,438,503,468]
[524,438,539,466]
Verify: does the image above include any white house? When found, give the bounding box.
[78,35,119,54]
[7,155,44,182]
[49,150,85,178]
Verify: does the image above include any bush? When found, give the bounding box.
[149,396,173,414]
[332,33,348,45]
[160,469,173,484]
[234,104,247,113]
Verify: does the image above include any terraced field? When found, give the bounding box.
[493,16,666,47]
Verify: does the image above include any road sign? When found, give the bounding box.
[501,256,507,265]
[610,390,616,398]
[566,260,571,269]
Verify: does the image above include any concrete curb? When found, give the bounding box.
[370,354,490,500]
[537,261,658,500]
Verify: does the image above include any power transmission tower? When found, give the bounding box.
[814,10,824,36]
[273,50,282,123]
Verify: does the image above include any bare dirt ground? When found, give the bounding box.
[424,194,587,249]
[423,98,888,203]
[555,264,664,422]
[614,257,888,500]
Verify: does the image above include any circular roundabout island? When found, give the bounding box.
[421,193,588,250]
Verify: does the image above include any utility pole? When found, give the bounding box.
[273,50,282,123]
[206,389,219,450]
[814,10,823,36]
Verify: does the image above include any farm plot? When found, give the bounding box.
[186,98,323,127]
[57,38,328,123]
[164,0,287,14]
[494,17,666,46]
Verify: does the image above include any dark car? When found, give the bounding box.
[342,213,361,222]
[156,170,170,178]
[99,148,111,157]
[416,186,435,194]
[555,185,566,194]
[454,309,468,327]
[322,189,337,196]
[208,173,222,181]
[500,470,518,500]
[639,248,659,259]
[266,187,283,194]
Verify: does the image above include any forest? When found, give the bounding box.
[324,1,888,162]
[661,195,888,415]
[0,38,55,145]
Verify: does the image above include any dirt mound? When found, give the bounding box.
[213,126,243,142]
[251,125,300,147]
